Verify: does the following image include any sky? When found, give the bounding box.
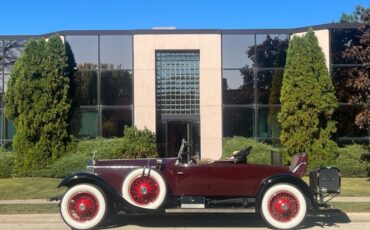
[0,0,368,35]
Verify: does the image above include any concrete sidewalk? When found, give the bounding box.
[1,196,370,205]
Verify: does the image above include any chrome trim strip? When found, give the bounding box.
[92,166,156,169]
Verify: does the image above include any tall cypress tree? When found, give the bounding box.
[278,29,338,167]
[5,35,73,175]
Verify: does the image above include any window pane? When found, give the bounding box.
[73,71,98,106]
[257,70,283,104]
[100,35,132,70]
[101,70,133,105]
[223,69,254,104]
[258,107,281,139]
[1,74,10,93]
[70,110,98,138]
[223,107,254,138]
[331,29,362,64]
[1,40,27,73]
[334,105,369,144]
[222,35,255,69]
[66,36,98,69]
[255,34,289,68]
[5,119,16,140]
[102,109,132,137]
[0,110,3,140]
[332,67,367,103]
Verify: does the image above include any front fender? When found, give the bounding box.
[58,172,137,212]
[255,173,318,213]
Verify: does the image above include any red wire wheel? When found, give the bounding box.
[67,192,100,222]
[60,184,107,230]
[122,168,166,209]
[129,176,160,205]
[260,183,307,229]
[268,191,300,222]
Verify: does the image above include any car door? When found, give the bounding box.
[171,163,209,196]
[206,163,267,196]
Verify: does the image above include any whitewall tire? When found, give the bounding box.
[60,184,107,230]
[260,183,307,229]
[122,168,166,209]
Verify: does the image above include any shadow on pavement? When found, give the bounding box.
[104,213,266,228]
[302,209,351,229]
[102,209,351,229]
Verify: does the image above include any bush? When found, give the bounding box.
[32,126,158,178]
[223,136,279,164]
[332,144,369,177]
[0,149,14,178]
[33,138,123,178]
[115,126,158,159]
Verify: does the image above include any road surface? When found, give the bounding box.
[0,211,368,230]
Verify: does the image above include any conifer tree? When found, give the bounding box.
[278,29,338,167]
[5,35,74,175]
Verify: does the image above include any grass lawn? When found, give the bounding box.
[330,202,370,213]
[0,177,65,200]
[0,204,59,214]
[338,177,370,197]
[0,177,368,200]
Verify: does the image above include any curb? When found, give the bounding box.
[0,199,58,205]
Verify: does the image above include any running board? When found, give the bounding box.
[165,208,255,213]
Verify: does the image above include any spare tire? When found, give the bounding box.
[122,168,166,209]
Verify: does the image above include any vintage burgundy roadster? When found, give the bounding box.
[56,140,341,230]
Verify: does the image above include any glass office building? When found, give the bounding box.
[0,23,368,159]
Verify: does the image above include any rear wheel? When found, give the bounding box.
[60,184,107,230]
[260,183,307,229]
[122,168,166,209]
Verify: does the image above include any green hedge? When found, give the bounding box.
[332,144,369,177]
[0,149,14,178]
[33,138,122,178]
[223,136,279,164]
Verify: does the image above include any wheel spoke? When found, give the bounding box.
[268,191,300,222]
[67,192,99,222]
[129,176,160,205]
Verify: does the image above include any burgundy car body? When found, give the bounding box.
[93,158,294,197]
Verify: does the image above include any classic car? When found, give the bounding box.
[56,139,341,230]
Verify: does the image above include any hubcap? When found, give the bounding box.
[129,176,159,205]
[268,191,300,222]
[140,186,148,194]
[67,192,99,222]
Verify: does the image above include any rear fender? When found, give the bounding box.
[255,173,318,213]
[58,172,137,212]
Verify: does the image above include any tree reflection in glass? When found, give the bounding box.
[101,70,132,105]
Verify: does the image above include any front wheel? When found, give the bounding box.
[260,183,307,229]
[60,184,107,230]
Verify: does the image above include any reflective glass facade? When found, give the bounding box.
[330,28,370,145]
[65,35,133,138]
[0,39,26,146]
[222,33,289,144]
[0,24,368,148]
